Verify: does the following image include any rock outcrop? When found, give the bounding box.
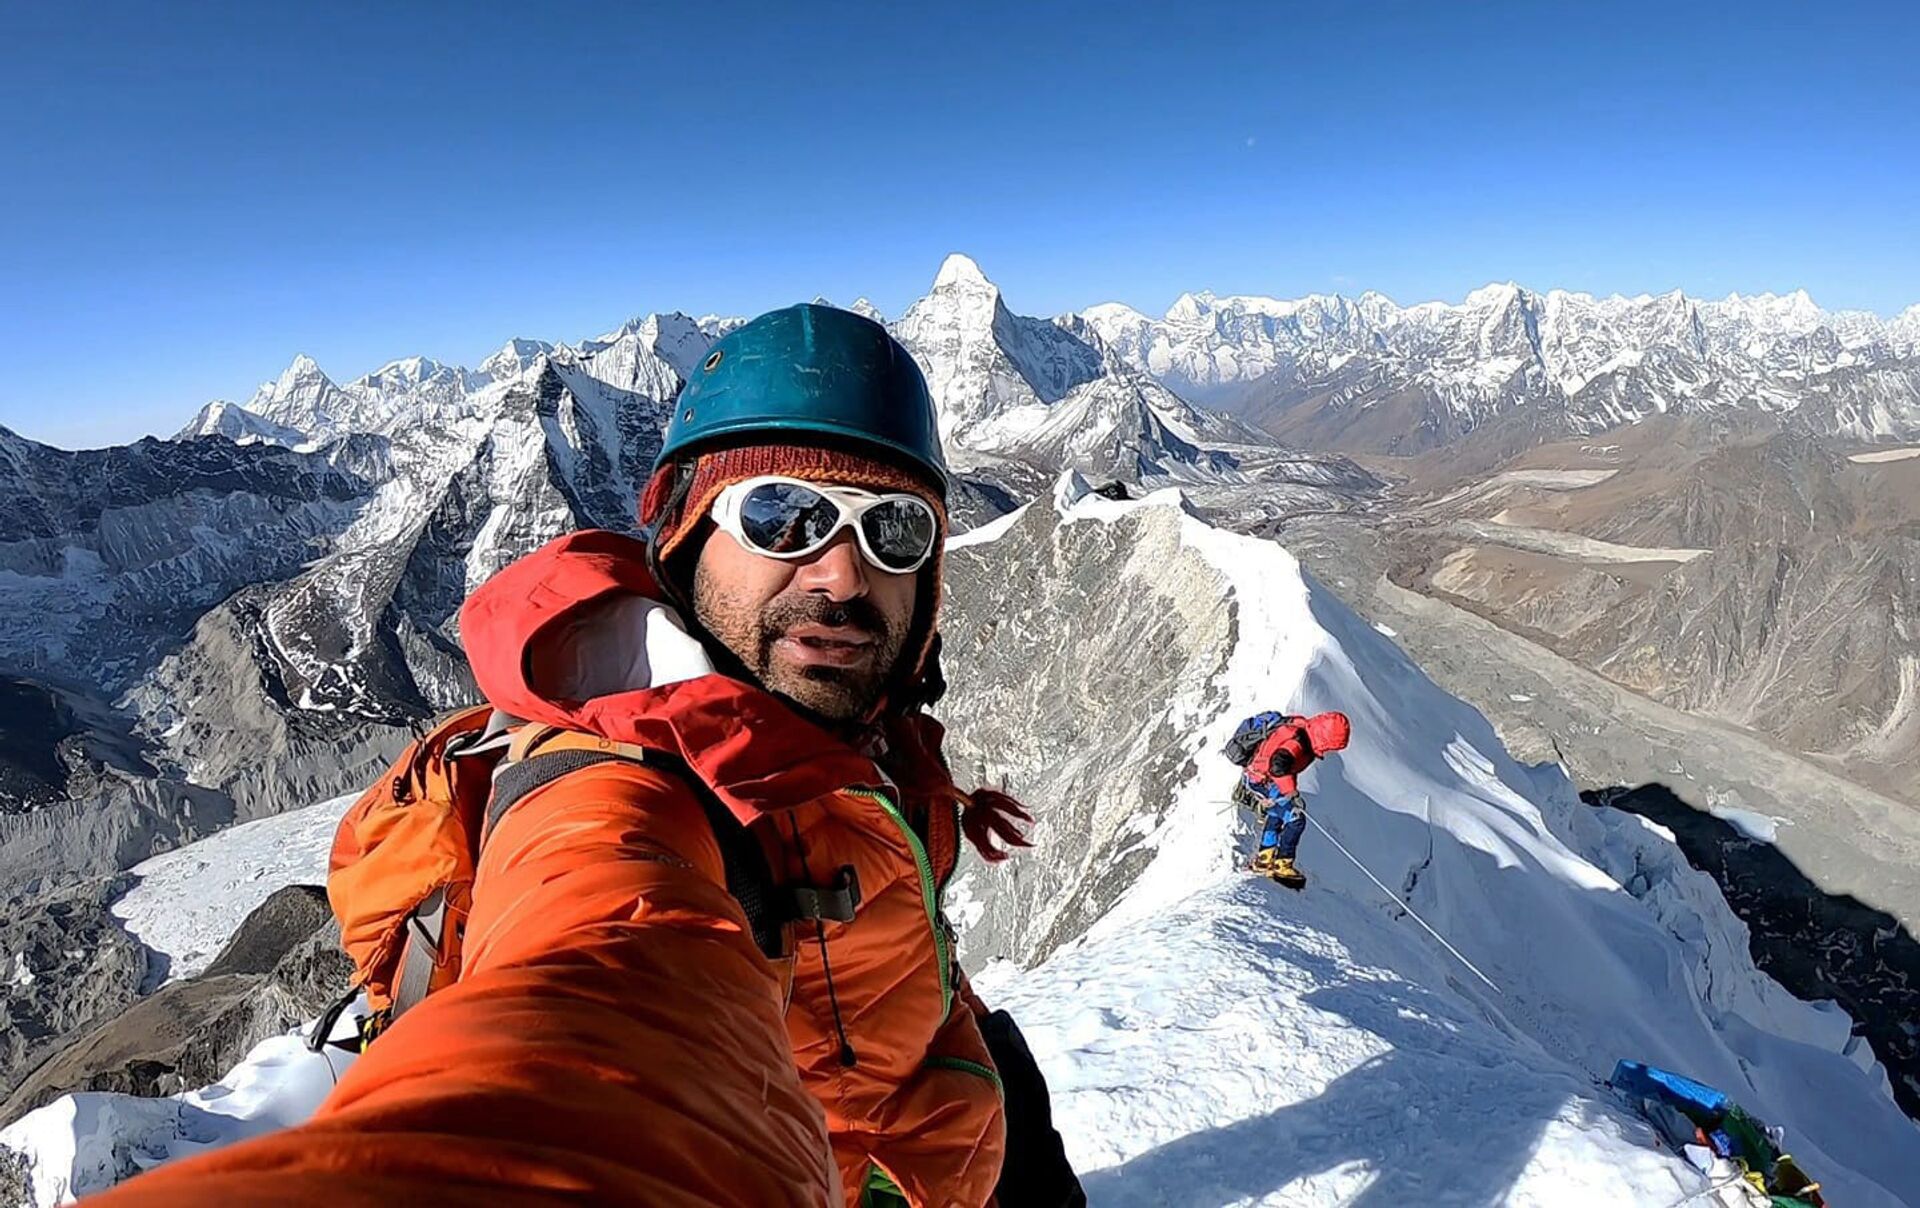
[1,887,348,1122]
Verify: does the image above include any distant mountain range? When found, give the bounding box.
[1075,277,1920,453]
[7,255,1914,840]
[7,254,1916,869]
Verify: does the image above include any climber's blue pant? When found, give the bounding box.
[1250,780,1305,860]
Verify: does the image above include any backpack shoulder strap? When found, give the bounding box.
[392,884,453,1018]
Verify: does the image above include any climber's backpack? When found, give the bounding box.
[306,706,856,1052]
[1222,711,1290,767]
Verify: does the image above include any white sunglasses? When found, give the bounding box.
[711,475,941,574]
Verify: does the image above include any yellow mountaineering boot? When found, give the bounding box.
[1252,848,1308,890]
[1269,856,1307,891]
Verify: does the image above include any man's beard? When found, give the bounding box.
[693,572,909,722]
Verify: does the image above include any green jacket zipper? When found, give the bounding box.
[937,795,964,892]
[924,1055,1004,1097]
[849,787,952,1020]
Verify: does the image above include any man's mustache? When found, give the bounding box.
[759,594,894,643]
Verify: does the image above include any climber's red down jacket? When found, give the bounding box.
[93,530,1005,1207]
[1246,711,1352,796]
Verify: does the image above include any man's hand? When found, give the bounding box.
[961,789,1035,863]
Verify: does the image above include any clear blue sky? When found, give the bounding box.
[3,0,1915,448]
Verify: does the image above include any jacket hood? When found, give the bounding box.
[1304,711,1352,756]
[458,529,893,821]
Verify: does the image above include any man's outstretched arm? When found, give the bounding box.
[92,761,836,1207]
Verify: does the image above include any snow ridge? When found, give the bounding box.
[977,480,1920,1206]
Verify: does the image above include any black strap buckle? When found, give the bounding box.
[785,864,862,924]
[305,978,362,1053]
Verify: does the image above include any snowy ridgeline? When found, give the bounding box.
[7,481,1920,1206]
[0,1015,362,1208]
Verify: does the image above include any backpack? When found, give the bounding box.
[307,706,850,1052]
[1222,712,1289,767]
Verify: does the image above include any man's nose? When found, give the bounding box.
[791,530,869,600]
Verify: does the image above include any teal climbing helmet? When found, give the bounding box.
[657,303,947,492]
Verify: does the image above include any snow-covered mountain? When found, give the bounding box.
[14,254,1911,867]
[177,257,1323,506]
[0,347,687,906]
[1076,290,1389,404]
[24,251,1915,885]
[893,254,1108,439]
[7,479,1916,1205]
[124,360,677,813]
[573,312,721,398]
[0,343,699,1117]
[183,313,729,451]
[886,255,1377,511]
[157,255,1375,533]
[961,372,1242,482]
[176,402,309,448]
[1078,283,1920,452]
[0,426,368,691]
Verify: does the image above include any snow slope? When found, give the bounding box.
[977,882,1713,1206]
[0,1015,361,1207]
[7,486,1919,1205]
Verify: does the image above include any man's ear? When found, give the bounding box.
[904,631,947,709]
[641,459,698,612]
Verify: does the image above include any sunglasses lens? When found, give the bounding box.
[860,498,938,571]
[737,482,842,555]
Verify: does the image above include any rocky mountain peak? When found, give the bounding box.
[573,313,705,399]
[255,354,332,408]
[1355,290,1402,327]
[895,254,1109,441]
[237,355,355,439]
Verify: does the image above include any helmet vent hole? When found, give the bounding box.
[682,409,694,422]
[703,350,724,371]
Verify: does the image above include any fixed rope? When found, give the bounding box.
[1304,811,1503,996]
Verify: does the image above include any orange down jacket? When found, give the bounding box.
[93,531,1006,1206]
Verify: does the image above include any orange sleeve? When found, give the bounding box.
[90,761,837,1207]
